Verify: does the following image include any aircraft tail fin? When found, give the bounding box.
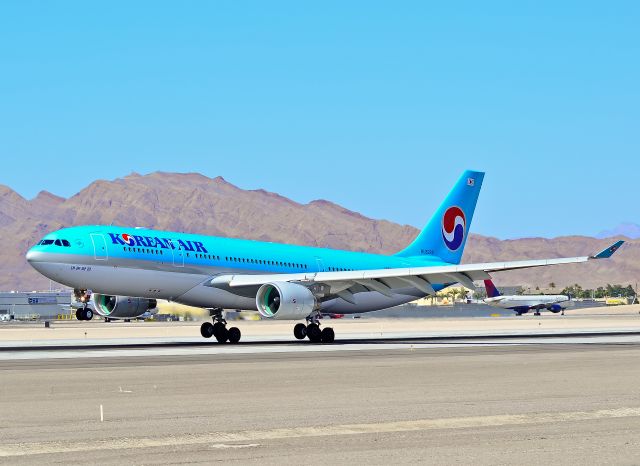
[484,279,501,298]
[395,170,484,264]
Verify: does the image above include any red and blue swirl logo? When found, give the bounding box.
[442,206,466,251]
[121,233,135,246]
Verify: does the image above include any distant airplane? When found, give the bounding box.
[483,279,573,315]
[26,170,624,343]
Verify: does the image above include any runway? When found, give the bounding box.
[2,332,640,463]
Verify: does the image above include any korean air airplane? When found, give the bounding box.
[25,170,623,344]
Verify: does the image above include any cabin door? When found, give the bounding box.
[90,233,108,261]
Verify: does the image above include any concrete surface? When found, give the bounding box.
[2,342,640,464]
[1,304,640,348]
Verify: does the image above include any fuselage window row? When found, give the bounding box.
[118,246,311,270]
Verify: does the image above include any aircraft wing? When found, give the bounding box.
[209,241,624,300]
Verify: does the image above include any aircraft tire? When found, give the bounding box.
[200,322,214,338]
[84,308,93,320]
[293,323,307,340]
[306,323,322,343]
[75,309,84,321]
[228,327,241,344]
[320,327,335,343]
[214,324,229,343]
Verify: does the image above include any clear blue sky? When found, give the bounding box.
[1,1,638,239]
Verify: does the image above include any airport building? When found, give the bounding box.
[0,292,72,320]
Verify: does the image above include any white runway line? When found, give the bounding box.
[2,334,640,360]
[2,406,640,457]
[3,327,640,349]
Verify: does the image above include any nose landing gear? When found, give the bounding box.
[75,306,93,321]
[200,308,241,344]
[74,289,93,320]
[293,313,335,343]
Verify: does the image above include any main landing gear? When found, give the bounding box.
[294,313,335,343]
[200,308,241,344]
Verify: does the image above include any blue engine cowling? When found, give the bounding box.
[548,304,563,313]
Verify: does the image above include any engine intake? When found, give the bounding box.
[256,282,317,320]
[91,294,157,319]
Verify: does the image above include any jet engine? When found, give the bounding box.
[548,304,563,313]
[91,294,157,319]
[256,282,317,320]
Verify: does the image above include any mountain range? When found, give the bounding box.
[597,223,640,240]
[1,172,636,291]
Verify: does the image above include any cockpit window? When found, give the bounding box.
[38,239,71,247]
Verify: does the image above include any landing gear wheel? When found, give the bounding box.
[321,327,335,343]
[75,309,84,321]
[200,322,214,338]
[294,323,307,340]
[306,323,322,343]
[213,323,228,343]
[215,328,228,343]
[212,322,225,337]
[84,308,93,320]
[227,327,241,344]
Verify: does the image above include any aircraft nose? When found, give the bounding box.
[26,247,42,263]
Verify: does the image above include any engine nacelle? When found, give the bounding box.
[256,282,317,320]
[548,304,563,313]
[91,294,157,319]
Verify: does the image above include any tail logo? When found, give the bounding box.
[442,206,466,251]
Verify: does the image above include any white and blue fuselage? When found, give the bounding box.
[26,225,451,314]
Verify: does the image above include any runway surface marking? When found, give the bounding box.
[3,333,640,360]
[2,406,640,457]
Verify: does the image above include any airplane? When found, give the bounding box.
[483,279,575,316]
[25,170,624,343]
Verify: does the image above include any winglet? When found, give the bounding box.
[591,240,625,259]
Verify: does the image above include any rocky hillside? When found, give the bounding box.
[1,172,636,291]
